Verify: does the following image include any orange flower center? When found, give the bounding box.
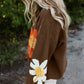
[33,67,44,82]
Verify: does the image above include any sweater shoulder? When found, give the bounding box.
[36,8,66,40]
[39,8,64,22]
[38,8,62,29]
[39,8,67,42]
[39,8,64,29]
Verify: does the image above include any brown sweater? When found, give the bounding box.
[26,8,68,84]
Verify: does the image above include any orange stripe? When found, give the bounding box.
[28,25,38,58]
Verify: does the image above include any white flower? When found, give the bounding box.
[29,59,48,84]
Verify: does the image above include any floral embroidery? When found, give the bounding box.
[28,24,38,58]
[29,59,48,84]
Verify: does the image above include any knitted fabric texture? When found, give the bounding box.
[26,8,67,84]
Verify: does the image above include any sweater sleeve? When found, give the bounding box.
[26,13,62,84]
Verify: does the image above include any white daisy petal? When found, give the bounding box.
[37,79,42,84]
[41,76,46,82]
[33,76,38,83]
[44,67,47,74]
[30,62,37,69]
[40,60,48,69]
[32,59,39,67]
[29,70,35,75]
